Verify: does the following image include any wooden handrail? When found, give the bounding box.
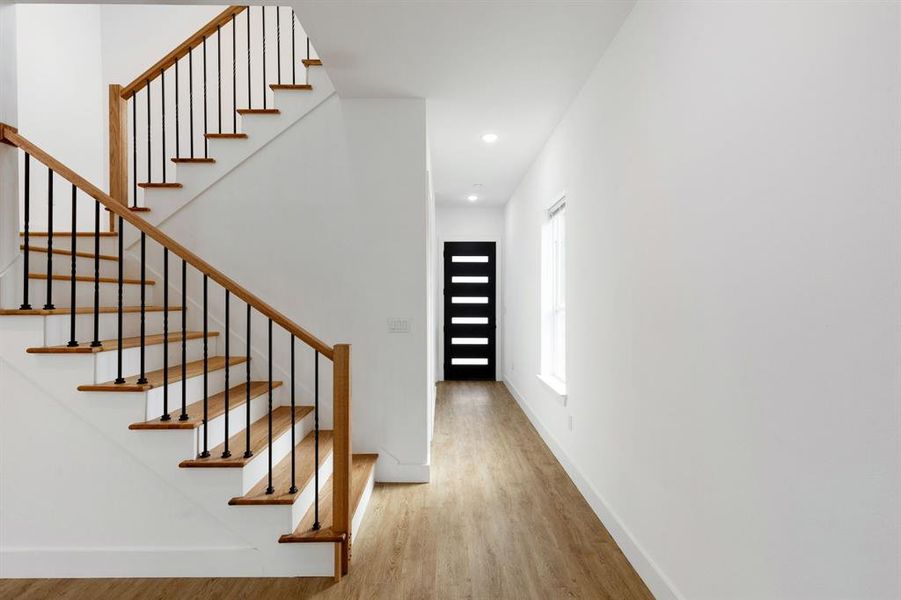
[120,6,247,99]
[0,124,334,360]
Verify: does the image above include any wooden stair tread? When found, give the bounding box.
[27,273,154,285]
[302,59,322,67]
[280,454,378,543]
[78,355,246,392]
[270,84,312,91]
[229,430,333,505]
[205,133,247,139]
[0,305,181,316]
[236,108,280,115]
[138,182,182,189]
[171,157,215,164]
[20,245,118,261]
[20,232,118,237]
[130,380,281,429]
[27,330,217,354]
[181,405,312,468]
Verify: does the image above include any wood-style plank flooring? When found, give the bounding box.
[0,381,653,599]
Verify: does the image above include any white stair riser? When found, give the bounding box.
[24,254,125,279]
[239,409,312,495]
[144,363,241,420]
[92,335,216,383]
[194,384,279,456]
[42,310,176,347]
[26,279,151,308]
[22,236,120,255]
[289,452,334,531]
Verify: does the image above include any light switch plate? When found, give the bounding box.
[388,318,411,333]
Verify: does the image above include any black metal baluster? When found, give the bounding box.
[20,153,31,310]
[136,232,147,382]
[161,69,166,183]
[189,46,195,159]
[114,217,125,382]
[288,334,297,494]
[232,14,237,133]
[246,7,252,109]
[244,303,252,458]
[89,196,100,347]
[43,168,54,310]
[161,248,170,421]
[291,11,296,85]
[222,289,231,458]
[175,60,180,159]
[217,24,222,134]
[265,317,274,494]
[179,259,188,419]
[276,7,281,85]
[200,274,209,457]
[132,93,137,207]
[313,348,320,529]
[262,6,267,110]
[146,80,151,184]
[66,184,77,347]
[306,36,310,61]
[203,36,208,158]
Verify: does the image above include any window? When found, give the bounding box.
[540,196,566,396]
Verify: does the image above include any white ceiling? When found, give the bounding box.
[295,0,635,206]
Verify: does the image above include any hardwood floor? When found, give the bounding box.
[0,381,653,600]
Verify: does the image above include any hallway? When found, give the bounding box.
[1,382,651,599]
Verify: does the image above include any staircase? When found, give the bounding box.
[0,6,375,580]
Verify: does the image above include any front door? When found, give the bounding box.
[443,241,496,380]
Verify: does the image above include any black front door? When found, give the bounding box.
[443,241,496,380]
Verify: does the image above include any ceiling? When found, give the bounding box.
[295,0,635,206]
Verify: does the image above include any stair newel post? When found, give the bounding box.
[200,273,210,458]
[244,303,253,458]
[178,259,188,419]
[265,318,274,494]
[66,184,78,347]
[161,248,170,421]
[20,152,31,310]
[333,343,352,575]
[43,167,54,310]
[288,334,297,494]
[222,289,231,458]
[136,232,147,382]
[89,198,100,347]
[114,217,125,382]
[313,348,320,530]
[108,84,127,230]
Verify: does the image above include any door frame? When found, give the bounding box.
[438,234,503,381]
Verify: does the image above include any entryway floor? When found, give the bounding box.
[1,381,652,599]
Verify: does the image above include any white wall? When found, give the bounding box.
[16,4,105,230]
[157,95,432,482]
[503,2,901,599]
[436,205,505,381]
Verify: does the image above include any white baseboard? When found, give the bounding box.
[503,377,685,600]
[0,546,286,578]
[373,452,430,483]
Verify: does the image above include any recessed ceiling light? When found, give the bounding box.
[481,133,498,144]
[467,195,478,202]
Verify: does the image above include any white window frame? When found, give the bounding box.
[539,194,566,399]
